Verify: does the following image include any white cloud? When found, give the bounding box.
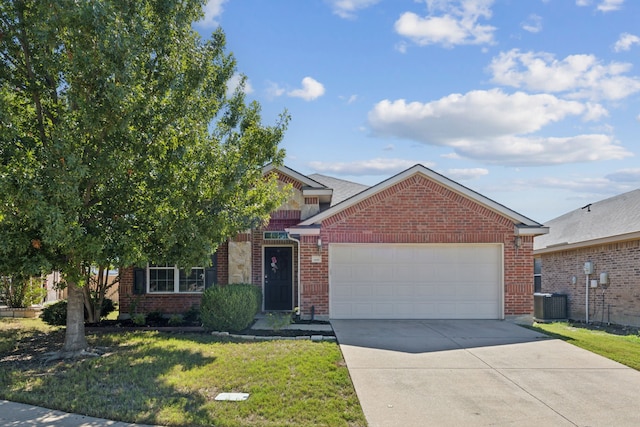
[614,33,640,52]
[394,0,496,48]
[443,168,489,181]
[576,0,625,12]
[226,74,253,97]
[367,89,631,166]
[395,41,409,54]
[266,81,286,98]
[370,90,588,142]
[521,14,542,33]
[339,94,358,104]
[326,0,381,19]
[308,158,435,176]
[199,0,227,27]
[488,49,640,101]
[383,144,395,151]
[605,168,640,182]
[454,134,629,166]
[288,77,326,101]
[597,0,625,12]
[583,102,609,121]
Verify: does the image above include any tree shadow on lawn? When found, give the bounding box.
[2,329,361,427]
[2,331,217,425]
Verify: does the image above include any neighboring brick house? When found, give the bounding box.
[119,164,548,320]
[534,189,640,327]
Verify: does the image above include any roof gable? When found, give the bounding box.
[299,164,546,233]
[534,188,640,253]
[263,164,333,204]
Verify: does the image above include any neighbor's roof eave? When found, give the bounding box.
[534,230,640,255]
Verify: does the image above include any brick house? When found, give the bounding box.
[119,164,547,320]
[534,189,640,327]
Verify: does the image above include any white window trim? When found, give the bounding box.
[146,264,205,294]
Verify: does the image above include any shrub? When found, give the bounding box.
[96,297,117,319]
[132,313,146,326]
[183,305,200,325]
[200,284,262,332]
[146,310,165,325]
[41,300,68,326]
[40,297,117,326]
[0,276,46,308]
[168,314,184,326]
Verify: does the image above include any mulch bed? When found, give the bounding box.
[84,318,335,337]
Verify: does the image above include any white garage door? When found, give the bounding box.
[329,244,503,319]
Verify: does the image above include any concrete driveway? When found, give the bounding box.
[332,319,640,427]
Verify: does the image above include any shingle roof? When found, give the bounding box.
[534,188,640,252]
[307,173,369,206]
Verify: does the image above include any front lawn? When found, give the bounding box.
[0,318,366,427]
[532,321,640,371]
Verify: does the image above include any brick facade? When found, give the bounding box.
[118,167,540,319]
[306,174,535,317]
[539,239,640,326]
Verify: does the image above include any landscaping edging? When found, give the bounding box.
[211,330,337,342]
[83,325,336,341]
[0,307,42,318]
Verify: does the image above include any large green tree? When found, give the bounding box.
[0,0,288,355]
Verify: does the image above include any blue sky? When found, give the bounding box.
[194,0,640,223]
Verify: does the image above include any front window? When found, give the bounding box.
[179,267,205,292]
[148,264,205,293]
[534,258,542,293]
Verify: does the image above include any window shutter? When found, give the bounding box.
[133,268,146,295]
[204,253,218,289]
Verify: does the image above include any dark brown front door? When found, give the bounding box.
[264,246,293,311]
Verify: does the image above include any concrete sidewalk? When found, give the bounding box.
[333,319,640,427]
[0,400,160,427]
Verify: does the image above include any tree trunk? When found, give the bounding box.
[62,281,88,352]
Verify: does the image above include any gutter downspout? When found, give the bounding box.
[286,233,301,316]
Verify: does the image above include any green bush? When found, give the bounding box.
[132,313,146,326]
[40,297,117,326]
[183,305,201,325]
[146,310,165,325]
[0,276,46,308]
[41,300,68,326]
[96,297,117,319]
[200,284,262,332]
[168,314,184,326]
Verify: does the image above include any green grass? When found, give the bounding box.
[0,318,366,427]
[0,317,62,353]
[532,322,640,370]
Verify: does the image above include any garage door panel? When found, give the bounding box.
[330,244,502,319]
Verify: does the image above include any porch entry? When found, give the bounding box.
[264,246,293,311]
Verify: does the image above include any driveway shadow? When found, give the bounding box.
[331,319,550,354]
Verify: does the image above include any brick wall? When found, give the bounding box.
[302,174,534,317]
[118,267,203,316]
[298,235,328,317]
[540,239,640,326]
